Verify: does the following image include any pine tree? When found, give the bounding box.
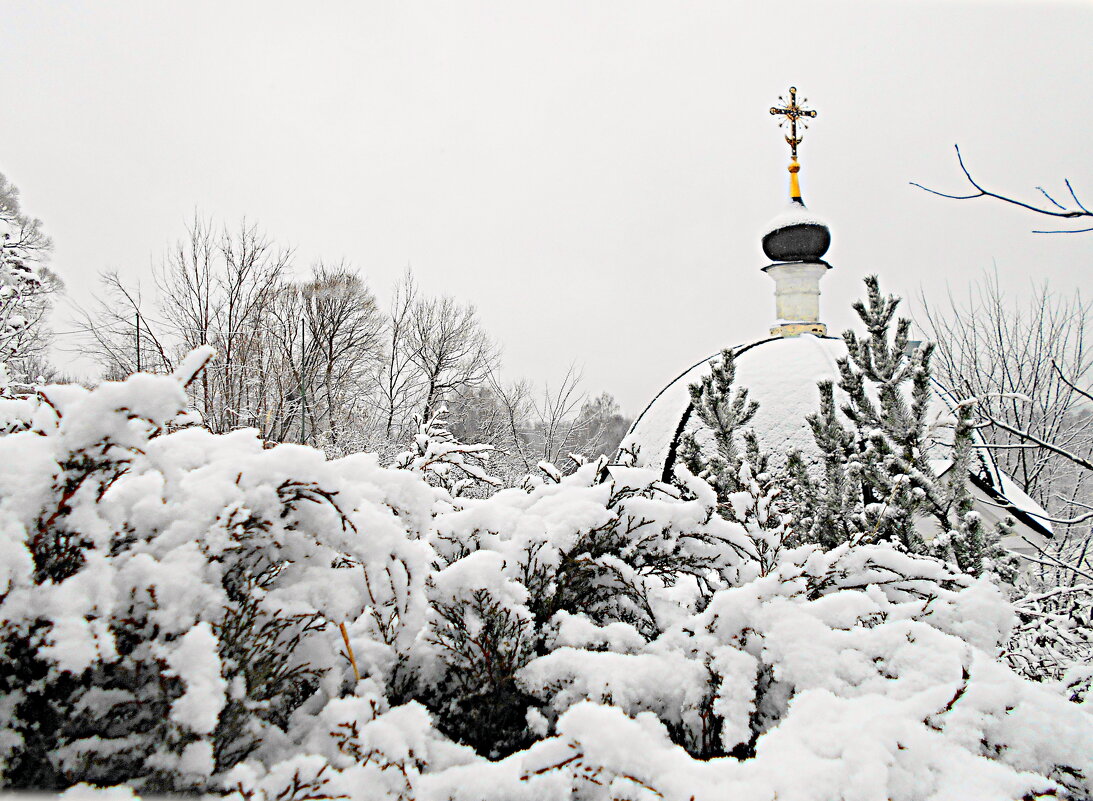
[677,348,759,503]
[787,276,1010,577]
[786,382,862,549]
[678,349,789,575]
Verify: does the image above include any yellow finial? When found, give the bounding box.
[788,159,801,200]
[770,87,817,202]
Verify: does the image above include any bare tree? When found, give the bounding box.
[407,292,498,422]
[994,377,1093,698]
[300,262,384,447]
[68,219,628,478]
[156,215,218,367]
[483,372,537,474]
[370,270,499,443]
[919,273,1093,694]
[572,392,632,460]
[71,271,173,379]
[527,365,591,470]
[455,370,632,480]
[201,219,292,433]
[447,384,524,454]
[249,282,308,443]
[373,270,424,441]
[913,144,1092,234]
[76,216,293,434]
[918,272,1092,508]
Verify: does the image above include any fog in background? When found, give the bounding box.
[2,0,1091,413]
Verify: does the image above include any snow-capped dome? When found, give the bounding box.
[621,335,843,477]
[761,201,831,263]
[618,334,1052,542]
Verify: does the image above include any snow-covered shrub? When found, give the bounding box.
[392,406,501,498]
[425,557,538,757]
[414,461,730,757]
[422,464,1092,798]
[413,537,1093,801]
[0,350,440,792]
[2,348,1092,800]
[1008,579,1093,705]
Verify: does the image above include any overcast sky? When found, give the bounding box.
[3,1,1091,414]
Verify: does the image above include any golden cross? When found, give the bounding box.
[769,86,817,161]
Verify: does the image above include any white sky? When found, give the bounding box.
[2,0,1091,414]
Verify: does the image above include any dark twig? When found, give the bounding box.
[911,145,1092,234]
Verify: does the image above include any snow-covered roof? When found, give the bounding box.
[619,334,1052,537]
[620,335,844,474]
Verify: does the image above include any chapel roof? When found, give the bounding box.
[617,335,1053,538]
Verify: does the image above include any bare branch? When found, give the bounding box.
[985,414,1093,473]
[1018,536,1093,583]
[912,144,1093,234]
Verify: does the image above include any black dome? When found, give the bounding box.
[762,220,831,262]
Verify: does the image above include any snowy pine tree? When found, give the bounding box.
[678,349,789,576]
[786,276,1012,577]
[677,349,757,496]
[785,382,861,548]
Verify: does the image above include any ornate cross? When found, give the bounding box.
[769,86,817,161]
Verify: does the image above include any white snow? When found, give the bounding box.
[1,350,1090,800]
[760,202,829,238]
[163,622,227,736]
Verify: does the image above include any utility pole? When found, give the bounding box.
[299,315,307,444]
[135,312,142,373]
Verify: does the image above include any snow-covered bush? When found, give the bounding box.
[1008,569,1093,705]
[0,350,440,792]
[506,551,1093,801]
[415,460,729,757]
[1,350,1091,800]
[392,406,501,498]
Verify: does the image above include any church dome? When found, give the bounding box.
[621,335,856,479]
[761,202,831,262]
[617,334,1052,543]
